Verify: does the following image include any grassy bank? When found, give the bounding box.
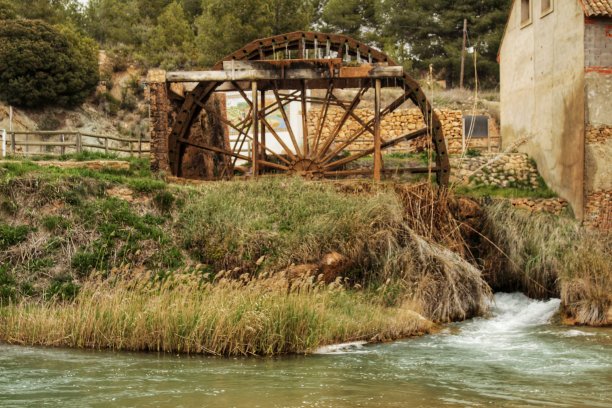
[0,273,430,355]
[0,157,492,354]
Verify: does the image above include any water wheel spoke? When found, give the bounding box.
[311,82,334,155]
[314,85,369,161]
[178,137,250,161]
[272,84,302,158]
[330,93,374,136]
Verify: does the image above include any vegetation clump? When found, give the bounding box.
[0,19,99,108]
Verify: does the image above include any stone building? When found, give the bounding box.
[499,0,611,228]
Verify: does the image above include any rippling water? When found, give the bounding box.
[1,293,611,407]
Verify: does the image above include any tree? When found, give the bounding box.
[84,0,141,45]
[144,1,197,69]
[195,0,313,67]
[382,0,511,88]
[0,20,99,108]
[5,0,85,28]
[320,0,380,42]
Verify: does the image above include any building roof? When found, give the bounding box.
[581,0,612,17]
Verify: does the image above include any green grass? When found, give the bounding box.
[454,183,557,199]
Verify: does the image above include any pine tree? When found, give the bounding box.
[195,0,314,67]
[145,1,196,69]
[382,0,511,87]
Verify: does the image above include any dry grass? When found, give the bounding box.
[482,201,611,326]
[0,272,431,356]
[560,234,612,326]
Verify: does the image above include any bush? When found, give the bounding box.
[0,20,99,108]
[46,275,80,301]
[0,223,31,250]
[0,266,17,303]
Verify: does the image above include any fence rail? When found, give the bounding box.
[0,130,151,158]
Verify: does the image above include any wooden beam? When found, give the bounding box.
[166,65,403,83]
[252,81,259,176]
[373,78,382,182]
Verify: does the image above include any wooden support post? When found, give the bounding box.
[374,79,382,182]
[77,132,82,153]
[460,18,467,90]
[260,90,266,160]
[251,81,259,177]
[301,80,309,157]
[104,137,109,154]
[60,134,65,156]
[138,134,143,158]
[10,132,15,155]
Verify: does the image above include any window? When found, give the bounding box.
[541,0,553,17]
[521,0,532,27]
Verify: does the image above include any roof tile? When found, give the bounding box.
[581,0,612,17]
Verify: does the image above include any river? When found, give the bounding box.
[1,293,611,407]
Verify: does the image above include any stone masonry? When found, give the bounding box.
[450,153,541,190]
[307,108,500,155]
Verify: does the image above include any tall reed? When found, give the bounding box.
[0,273,431,355]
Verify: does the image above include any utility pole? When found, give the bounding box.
[460,19,467,90]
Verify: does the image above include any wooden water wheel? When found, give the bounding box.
[165,31,450,185]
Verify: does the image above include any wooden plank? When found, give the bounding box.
[166,66,404,83]
[373,79,382,182]
[252,81,259,176]
[11,141,75,147]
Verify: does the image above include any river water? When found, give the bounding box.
[1,293,611,407]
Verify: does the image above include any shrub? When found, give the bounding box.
[0,266,17,303]
[46,275,80,301]
[153,191,175,214]
[0,20,99,108]
[0,223,31,250]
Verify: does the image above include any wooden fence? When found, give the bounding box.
[0,130,151,158]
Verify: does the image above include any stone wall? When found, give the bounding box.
[306,108,499,155]
[450,153,541,189]
[509,198,569,216]
[584,125,612,230]
[146,70,230,178]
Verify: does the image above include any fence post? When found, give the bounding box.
[138,134,142,158]
[61,133,66,156]
[1,129,6,159]
[25,133,29,155]
[76,132,82,153]
[10,132,15,155]
[104,136,109,154]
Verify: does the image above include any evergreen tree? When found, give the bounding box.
[382,0,510,87]
[320,0,380,42]
[84,0,141,45]
[195,0,313,67]
[145,1,196,69]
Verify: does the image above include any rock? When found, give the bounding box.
[319,252,351,283]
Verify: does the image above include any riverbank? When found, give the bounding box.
[0,156,609,355]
